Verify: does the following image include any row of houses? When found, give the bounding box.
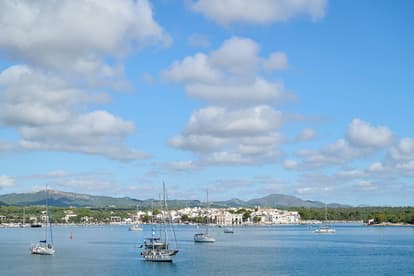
[1,207,300,225]
[111,206,300,225]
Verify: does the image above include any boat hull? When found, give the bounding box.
[194,234,216,242]
[141,249,176,262]
[129,225,143,231]
[314,226,336,234]
[31,245,55,255]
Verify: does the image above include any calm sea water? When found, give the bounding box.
[1,224,413,275]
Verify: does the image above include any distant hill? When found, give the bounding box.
[215,194,350,208]
[0,190,141,208]
[0,190,349,208]
[247,194,337,208]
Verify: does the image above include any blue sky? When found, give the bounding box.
[0,0,413,206]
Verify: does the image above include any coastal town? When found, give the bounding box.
[0,206,301,227]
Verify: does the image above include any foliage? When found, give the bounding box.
[253,216,261,223]
[291,206,414,224]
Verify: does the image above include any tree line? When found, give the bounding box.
[291,206,414,224]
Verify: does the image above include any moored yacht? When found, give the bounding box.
[194,190,216,243]
[140,182,179,262]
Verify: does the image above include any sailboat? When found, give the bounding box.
[194,190,216,243]
[314,204,336,234]
[223,227,234,234]
[140,182,179,262]
[129,205,143,231]
[30,186,55,255]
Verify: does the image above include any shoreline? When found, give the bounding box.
[367,222,414,227]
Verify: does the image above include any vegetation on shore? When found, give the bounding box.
[292,207,414,224]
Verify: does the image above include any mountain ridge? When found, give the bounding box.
[0,190,350,208]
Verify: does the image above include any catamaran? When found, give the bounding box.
[31,186,55,255]
[140,182,179,262]
[194,190,216,243]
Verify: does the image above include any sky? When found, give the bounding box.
[0,0,413,206]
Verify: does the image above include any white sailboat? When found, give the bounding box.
[31,186,55,255]
[129,224,143,231]
[314,204,336,234]
[129,205,143,231]
[140,182,179,262]
[194,190,216,243]
[223,227,234,234]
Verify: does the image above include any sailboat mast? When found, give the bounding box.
[164,184,178,250]
[45,186,48,242]
[163,182,168,246]
[206,189,209,235]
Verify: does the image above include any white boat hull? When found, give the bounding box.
[129,225,143,231]
[194,233,216,243]
[141,249,178,262]
[314,226,336,234]
[31,244,55,255]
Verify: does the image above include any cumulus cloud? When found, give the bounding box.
[0,0,170,80]
[169,106,283,165]
[294,139,371,169]
[186,78,287,105]
[0,175,16,188]
[283,159,298,169]
[188,34,211,48]
[262,52,288,71]
[389,138,414,161]
[295,128,316,141]
[288,119,397,170]
[164,37,294,167]
[191,0,327,26]
[186,106,283,137]
[347,118,393,148]
[163,37,292,105]
[0,65,148,161]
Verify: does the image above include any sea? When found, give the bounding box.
[1,224,413,275]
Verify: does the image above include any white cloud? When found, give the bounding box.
[209,37,259,78]
[168,134,226,153]
[353,181,377,192]
[295,139,370,168]
[283,159,298,169]
[295,128,316,141]
[163,53,221,84]
[262,52,288,71]
[164,37,294,166]
[290,119,395,169]
[347,118,393,148]
[0,65,108,127]
[0,0,170,79]
[47,170,70,178]
[389,138,414,161]
[186,106,283,137]
[188,34,210,48]
[163,37,292,105]
[191,0,326,26]
[169,161,200,171]
[0,175,16,188]
[169,106,283,166]
[367,162,385,173]
[0,65,148,161]
[186,78,288,105]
